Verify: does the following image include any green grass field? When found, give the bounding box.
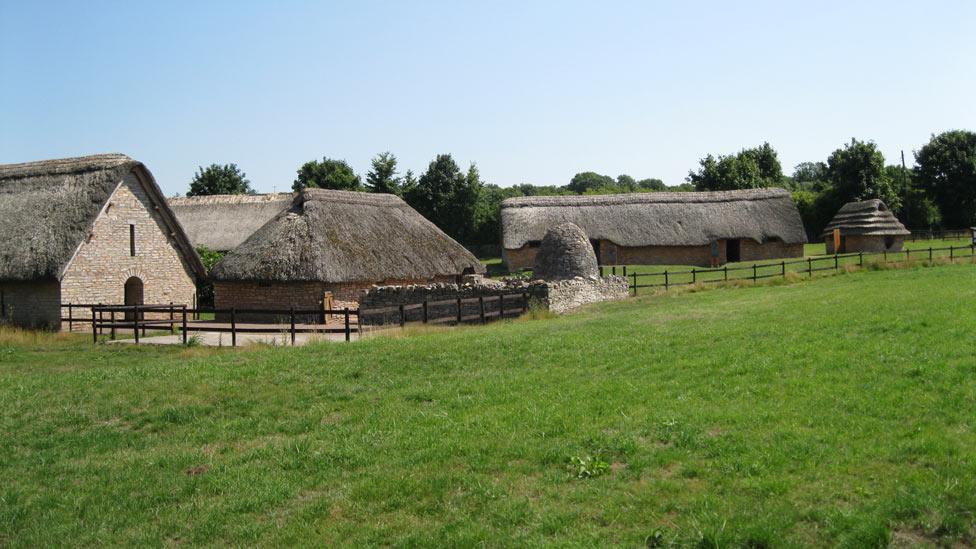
[2,264,975,546]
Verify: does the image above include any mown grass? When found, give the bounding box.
[1,264,975,546]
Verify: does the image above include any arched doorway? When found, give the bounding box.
[124,276,144,320]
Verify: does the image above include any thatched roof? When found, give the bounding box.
[501,188,807,249]
[821,199,910,237]
[169,193,294,251]
[0,154,205,282]
[533,223,598,280]
[210,189,485,283]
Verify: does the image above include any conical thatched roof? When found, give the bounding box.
[0,154,204,282]
[501,188,807,249]
[821,199,910,238]
[533,223,599,280]
[169,193,294,251]
[210,189,485,283]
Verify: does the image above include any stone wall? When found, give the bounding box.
[60,173,197,309]
[0,281,61,329]
[537,276,630,314]
[739,240,804,261]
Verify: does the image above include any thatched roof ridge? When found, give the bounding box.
[210,189,485,282]
[0,154,205,281]
[501,188,807,249]
[821,199,910,237]
[169,193,294,251]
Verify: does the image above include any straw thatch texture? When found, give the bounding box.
[821,199,910,237]
[169,193,294,251]
[0,154,204,281]
[501,188,807,249]
[210,189,485,282]
[533,223,599,280]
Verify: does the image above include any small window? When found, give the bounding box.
[129,224,136,256]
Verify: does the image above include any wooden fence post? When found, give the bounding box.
[98,303,104,336]
[663,270,668,291]
[456,297,463,324]
[422,300,429,323]
[231,308,237,347]
[479,296,486,324]
[623,265,627,277]
[91,306,97,344]
[883,250,887,263]
[133,305,140,344]
[344,307,351,341]
[691,268,696,284]
[724,265,728,282]
[67,304,73,332]
[289,307,295,345]
[169,302,174,334]
[752,264,758,283]
[632,272,638,295]
[928,247,933,261]
[181,305,187,345]
[399,304,405,328]
[612,265,616,276]
[498,293,504,318]
[807,257,812,277]
[859,252,864,266]
[834,255,838,270]
[781,261,786,278]
[522,292,528,314]
[950,246,954,261]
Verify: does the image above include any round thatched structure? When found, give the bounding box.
[533,223,599,280]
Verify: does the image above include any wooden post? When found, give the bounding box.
[599,265,603,277]
[691,268,696,284]
[344,307,350,342]
[834,255,838,270]
[663,271,668,291]
[68,304,73,332]
[808,257,812,277]
[832,228,841,254]
[169,302,174,334]
[181,306,187,345]
[929,247,933,260]
[781,261,786,278]
[110,310,116,340]
[398,304,405,328]
[231,308,237,347]
[522,292,528,313]
[950,245,954,261]
[883,249,887,263]
[752,264,757,283]
[498,293,504,318]
[632,272,638,295]
[724,265,728,281]
[456,297,463,324]
[612,265,616,276]
[98,303,104,336]
[623,265,627,277]
[133,305,140,344]
[478,296,486,324]
[422,300,429,323]
[91,306,97,344]
[289,307,295,345]
[859,252,864,266]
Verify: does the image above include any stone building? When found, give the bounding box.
[209,189,485,320]
[168,193,294,252]
[501,188,807,270]
[821,199,910,254]
[0,154,205,329]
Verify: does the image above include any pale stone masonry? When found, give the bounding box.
[60,173,197,307]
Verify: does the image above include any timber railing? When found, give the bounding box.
[70,291,532,345]
[77,304,361,345]
[907,229,972,242]
[601,244,976,295]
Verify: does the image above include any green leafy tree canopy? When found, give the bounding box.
[365,152,401,195]
[292,158,362,192]
[186,163,253,196]
[914,130,976,227]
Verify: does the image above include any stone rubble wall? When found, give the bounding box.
[538,276,630,314]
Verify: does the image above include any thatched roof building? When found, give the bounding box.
[0,154,203,281]
[821,199,909,253]
[501,188,807,268]
[0,154,203,328]
[209,189,484,316]
[169,193,294,252]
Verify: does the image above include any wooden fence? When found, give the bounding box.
[67,291,531,345]
[612,244,976,295]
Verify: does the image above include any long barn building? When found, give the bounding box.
[501,188,807,269]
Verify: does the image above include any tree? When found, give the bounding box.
[292,158,362,192]
[914,130,976,228]
[792,162,828,184]
[825,138,899,210]
[568,172,616,194]
[616,174,637,191]
[186,163,253,196]
[687,143,783,191]
[636,178,666,191]
[365,152,401,195]
[404,154,481,242]
[401,169,418,197]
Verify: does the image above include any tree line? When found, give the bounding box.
[186,129,976,245]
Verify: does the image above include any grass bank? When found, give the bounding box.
[1,264,975,546]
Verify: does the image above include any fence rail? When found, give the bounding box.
[68,291,532,346]
[601,244,976,295]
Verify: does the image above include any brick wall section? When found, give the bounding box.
[0,281,60,329]
[825,235,905,254]
[214,276,458,322]
[60,173,197,309]
[507,239,803,269]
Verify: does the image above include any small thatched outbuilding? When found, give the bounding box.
[210,189,485,317]
[821,199,910,254]
[0,154,204,328]
[501,188,807,269]
[168,193,294,252]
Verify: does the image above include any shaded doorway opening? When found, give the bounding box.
[124,276,144,320]
[726,239,741,263]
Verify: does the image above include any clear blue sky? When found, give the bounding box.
[2,1,974,196]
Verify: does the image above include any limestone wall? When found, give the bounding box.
[60,173,197,308]
[825,235,905,254]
